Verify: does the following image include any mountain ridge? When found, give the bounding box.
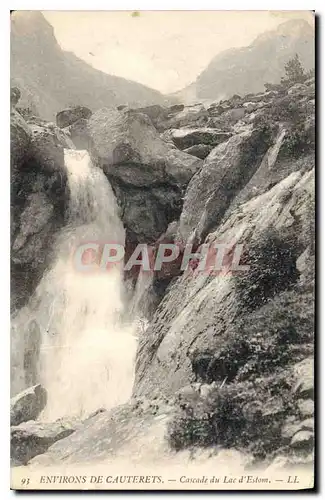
[11,11,168,120]
[174,18,315,103]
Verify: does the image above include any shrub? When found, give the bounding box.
[232,289,314,381]
[264,54,308,91]
[167,402,215,451]
[281,122,315,158]
[233,227,300,312]
[167,374,297,458]
[16,106,36,120]
[193,288,314,385]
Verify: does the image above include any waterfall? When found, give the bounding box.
[14,150,138,421]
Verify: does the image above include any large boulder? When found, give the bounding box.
[129,104,169,131]
[169,127,232,150]
[88,108,200,188]
[11,419,78,465]
[28,123,72,172]
[10,384,47,426]
[56,106,92,128]
[28,400,172,467]
[178,126,273,244]
[167,103,209,129]
[88,108,202,244]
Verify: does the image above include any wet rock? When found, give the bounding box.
[10,384,47,426]
[56,105,92,128]
[11,420,77,465]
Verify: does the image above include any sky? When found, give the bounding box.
[43,10,314,94]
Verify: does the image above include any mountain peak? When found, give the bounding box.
[276,18,314,37]
[11,11,167,120]
[253,18,314,45]
[11,11,54,38]
[180,17,314,102]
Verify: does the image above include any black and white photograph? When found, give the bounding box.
[9,9,315,491]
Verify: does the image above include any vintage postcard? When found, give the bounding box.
[10,10,315,491]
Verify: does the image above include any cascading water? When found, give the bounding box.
[14,149,138,421]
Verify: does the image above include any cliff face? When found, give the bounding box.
[11,11,167,120]
[10,109,70,311]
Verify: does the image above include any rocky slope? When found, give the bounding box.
[11,11,168,121]
[11,73,314,471]
[177,19,314,103]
